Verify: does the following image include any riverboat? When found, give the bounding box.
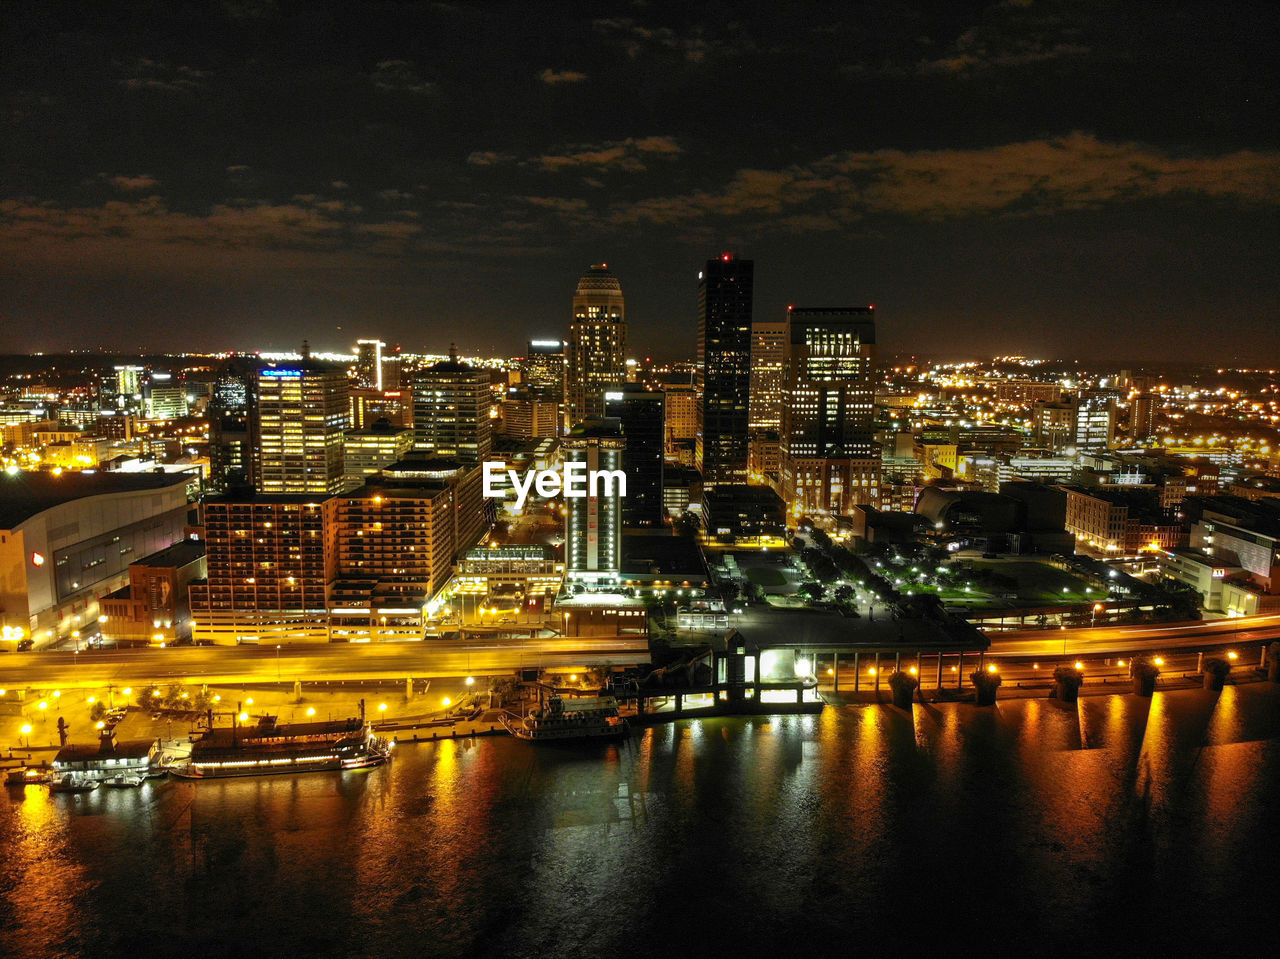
[169,716,392,779]
[501,695,629,742]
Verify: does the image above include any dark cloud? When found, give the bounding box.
[0,0,1277,360]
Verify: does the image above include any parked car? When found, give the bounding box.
[16,638,34,652]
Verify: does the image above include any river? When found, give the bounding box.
[3,683,1278,958]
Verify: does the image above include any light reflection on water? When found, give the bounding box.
[2,684,1278,958]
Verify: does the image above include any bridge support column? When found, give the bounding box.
[853,652,860,692]
[957,651,964,688]
[293,680,302,703]
[832,652,839,692]
[874,652,881,693]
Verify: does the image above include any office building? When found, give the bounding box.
[500,393,560,440]
[779,306,879,519]
[107,365,145,410]
[566,265,627,428]
[663,383,698,446]
[355,339,386,390]
[144,373,188,420]
[696,254,753,485]
[1033,399,1077,453]
[605,384,665,526]
[748,320,787,430]
[564,418,625,585]
[523,339,566,403]
[411,348,492,464]
[1075,391,1117,452]
[343,419,415,486]
[254,361,349,495]
[0,471,191,648]
[208,360,256,493]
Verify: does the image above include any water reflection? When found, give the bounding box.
[2,684,1278,957]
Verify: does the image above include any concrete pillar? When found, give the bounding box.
[833,652,840,692]
[894,651,901,672]
[874,652,881,693]
[915,651,922,677]
[1262,646,1268,668]
[1196,651,1204,674]
[854,651,860,692]
[405,677,414,699]
[978,650,985,672]
[293,680,302,703]
[936,652,944,690]
[675,693,683,716]
[957,651,964,688]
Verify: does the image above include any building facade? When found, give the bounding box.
[0,472,191,648]
[748,320,787,431]
[779,306,879,519]
[254,364,349,495]
[563,418,625,585]
[411,350,492,465]
[565,265,627,429]
[604,384,665,526]
[696,255,753,485]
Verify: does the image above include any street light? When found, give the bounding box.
[20,723,32,748]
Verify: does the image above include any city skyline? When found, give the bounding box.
[2,2,1278,361]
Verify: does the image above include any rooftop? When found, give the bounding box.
[132,538,206,569]
[0,470,188,530]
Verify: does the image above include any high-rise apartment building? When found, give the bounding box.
[564,418,625,585]
[254,363,349,495]
[696,255,753,485]
[190,496,337,644]
[411,348,492,464]
[208,363,256,493]
[780,306,880,518]
[1130,392,1157,440]
[605,385,665,527]
[566,265,627,429]
[748,320,787,431]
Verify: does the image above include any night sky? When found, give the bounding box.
[2,1,1278,362]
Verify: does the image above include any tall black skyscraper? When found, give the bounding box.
[605,383,665,527]
[696,254,753,485]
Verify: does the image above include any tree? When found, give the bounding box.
[833,584,855,606]
[798,582,826,601]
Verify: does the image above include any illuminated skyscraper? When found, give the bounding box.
[748,320,786,431]
[780,306,879,518]
[253,362,350,495]
[605,384,665,527]
[355,339,386,390]
[566,265,627,429]
[564,418,625,585]
[696,254,753,485]
[523,339,566,403]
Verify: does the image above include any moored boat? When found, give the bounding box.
[501,695,629,742]
[46,774,99,793]
[169,716,392,779]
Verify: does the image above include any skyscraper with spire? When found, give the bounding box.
[565,264,627,429]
